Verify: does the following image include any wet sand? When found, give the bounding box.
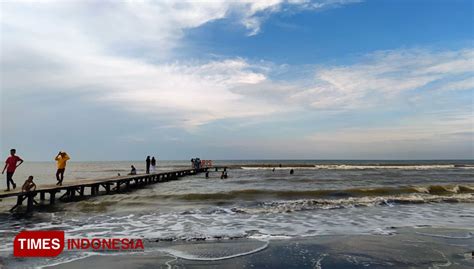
[47,227,474,269]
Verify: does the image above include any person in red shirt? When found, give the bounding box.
[2,149,24,191]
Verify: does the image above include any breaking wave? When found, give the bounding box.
[155,184,474,201]
[241,164,474,170]
[232,194,474,214]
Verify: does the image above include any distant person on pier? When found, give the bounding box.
[151,157,157,173]
[22,176,36,192]
[195,158,201,169]
[2,149,23,191]
[146,156,151,174]
[129,165,137,175]
[191,158,195,169]
[191,158,201,169]
[205,171,209,178]
[55,151,70,186]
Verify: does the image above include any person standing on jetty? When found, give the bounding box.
[151,157,156,173]
[2,149,23,191]
[146,156,151,174]
[55,151,70,186]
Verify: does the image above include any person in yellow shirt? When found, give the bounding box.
[55,151,70,186]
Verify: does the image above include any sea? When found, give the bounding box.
[0,160,473,268]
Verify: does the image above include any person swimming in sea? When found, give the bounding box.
[220,171,228,179]
[22,176,36,192]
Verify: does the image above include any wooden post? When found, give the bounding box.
[80,186,85,197]
[50,192,56,205]
[17,195,23,206]
[26,194,34,212]
[40,192,45,201]
[116,182,120,192]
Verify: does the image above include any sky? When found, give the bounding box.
[0,0,473,161]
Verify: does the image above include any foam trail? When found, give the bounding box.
[158,240,269,261]
[415,232,473,239]
[240,164,474,170]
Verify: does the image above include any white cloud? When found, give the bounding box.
[303,111,474,158]
[1,1,472,134]
[2,38,279,128]
[238,0,361,35]
[434,77,474,92]
[288,49,474,110]
[1,0,363,130]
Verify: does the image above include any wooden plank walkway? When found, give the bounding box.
[0,166,227,212]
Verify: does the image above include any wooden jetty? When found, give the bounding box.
[0,166,227,213]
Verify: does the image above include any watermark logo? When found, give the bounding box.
[13,230,144,258]
[14,230,64,257]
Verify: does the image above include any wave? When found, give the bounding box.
[156,184,474,201]
[241,164,474,170]
[231,193,474,214]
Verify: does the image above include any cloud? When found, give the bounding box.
[1,1,231,60]
[1,1,472,160]
[0,0,359,59]
[288,48,474,110]
[434,77,474,92]
[237,0,362,35]
[1,0,363,131]
[2,40,279,128]
[1,1,471,137]
[303,110,474,158]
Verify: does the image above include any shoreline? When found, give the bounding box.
[41,227,474,269]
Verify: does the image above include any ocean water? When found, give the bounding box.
[0,160,473,268]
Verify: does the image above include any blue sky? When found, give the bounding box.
[1,0,473,160]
